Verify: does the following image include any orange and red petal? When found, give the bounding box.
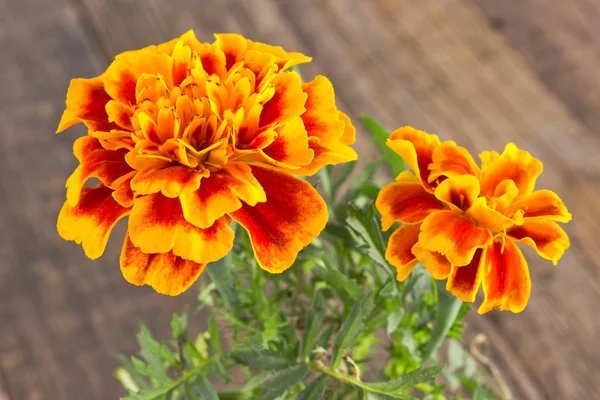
[57,77,117,133]
[120,233,206,296]
[429,140,481,182]
[511,189,572,223]
[433,174,480,210]
[128,193,234,264]
[101,59,138,106]
[259,72,307,127]
[446,248,484,303]
[293,137,358,176]
[129,165,207,198]
[479,143,543,197]
[66,136,132,206]
[419,210,493,266]
[478,239,531,314]
[301,76,346,145]
[180,163,267,229]
[387,127,440,192]
[411,243,452,280]
[375,172,444,230]
[385,224,421,281]
[507,219,570,265]
[57,185,130,259]
[230,165,327,273]
[468,197,523,233]
[262,116,314,167]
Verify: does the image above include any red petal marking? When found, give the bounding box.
[376,172,444,229]
[478,239,531,314]
[446,248,484,302]
[259,72,307,127]
[57,185,130,259]
[102,60,137,106]
[230,166,327,273]
[57,77,117,133]
[120,233,206,296]
[128,193,234,264]
[385,223,421,281]
[507,219,570,265]
[130,165,206,198]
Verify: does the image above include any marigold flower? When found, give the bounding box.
[376,127,571,313]
[56,31,357,295]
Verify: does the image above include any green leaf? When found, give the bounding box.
[331,293,375,369]
[386,309,405,336]
[367,366,443,392]
[312,264,363,301]
[121,385,174,400]
[197,375,218,400]
[298,375,329,400]
[170,313,187,339]
[359,116,405,176]
[230,349,295,370]
[136,325,172,378]
[421,280,463,361]
[206,251,242,311]
[332,161,357,191]
[346,204,389,272]
[256,364,310,400]
[303,302,324,360]
[317,166,334,202]
[115,367,140,394]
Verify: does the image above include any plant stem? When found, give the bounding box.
[310,362,389,396]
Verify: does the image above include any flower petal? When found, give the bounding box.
[56,77,117,132]
[411,243,451,280]
[385,224,421,281]
[429,141,481,182]
[387,126,440,192]
[102,59,138,106]
[511,190,572,223]
[57,185,130,259]
[180,163,267,229]
[468,197,523,233]
[375,172,444,230]
[120,233,206,296]
[262,116,314,167]
[230,166,327,273]
[433,174,480,210]
[419,210,493,266]
[130,165,207,198]
[446,248,484,302]
[507,219,570,265]
[479,143,543,197]
[478,239,531,314]
[259,71,307,127]
[128,193,234,264]
[66,136,132,206]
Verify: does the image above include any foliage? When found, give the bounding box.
[116,117,500,399]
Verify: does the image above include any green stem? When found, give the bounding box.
[310,362,388,397]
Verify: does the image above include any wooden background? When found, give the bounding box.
[1,0,599,398]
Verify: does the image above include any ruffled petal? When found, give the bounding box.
[446,248,484,302]
[102,60,138,106]
[66,136,132,206]
[419,210,493,266]
[411,243,451,280]
[429,140,481,182]
[375,172,444,230]
[129,165,208,198]
[468,197,523,233]
[479,143,543,197]
[180,163,266,229]
[433,174,480,210]
[120,233,206,296]
[478,239,531,313]
[57,185,130,259]
[230,166,327,273]
[259,72,307,127]
[56,77,117,132]
[511,190,572,223]
[507,219,570,265]
[262,116,314,167]
[387,126,440,192]
[384,224,421,281]
[128,193,234,264]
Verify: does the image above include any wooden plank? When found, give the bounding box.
[0,2,207,399]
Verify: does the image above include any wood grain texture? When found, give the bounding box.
[1,0,599,398]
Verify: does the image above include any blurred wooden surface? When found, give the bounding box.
[1,0,599,398]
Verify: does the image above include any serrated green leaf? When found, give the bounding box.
[197,375,218,400]
[386,309,405,336]
[115,367,140,394]
[368,366,443,392]
[118,355,150,390]
[359,116,405,176]
[230,349,294,370]
[346,204,389,272]
[298,375,329,400]
[421,280,463,361]
[170,313,187,339]
[312,264,363,301]
[137,325,170,379]
[256,364,309,400]
[206,251,242,311]
[303,307,324,360]
[331,293,375,369]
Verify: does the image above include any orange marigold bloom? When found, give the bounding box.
[56,31,357,295]
[376,127,571,313]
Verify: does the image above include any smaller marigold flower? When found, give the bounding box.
[376,127,571,313]
[56,30,357,296]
